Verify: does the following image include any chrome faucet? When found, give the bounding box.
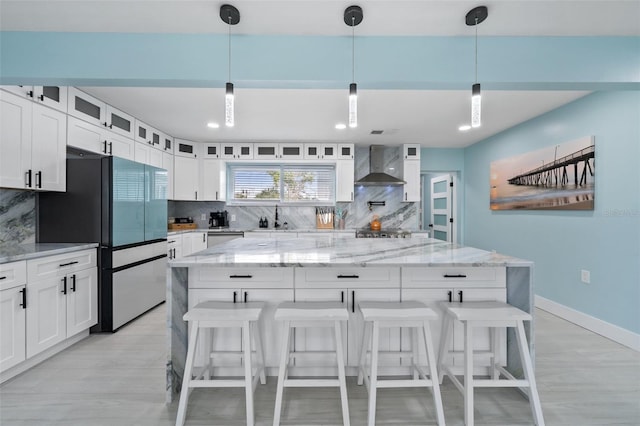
[274,205,280,229]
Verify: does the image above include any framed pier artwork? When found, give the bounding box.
[490,136,595,210]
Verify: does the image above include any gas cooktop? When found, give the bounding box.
[356,228,412,238]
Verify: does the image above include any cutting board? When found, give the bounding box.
[168,223,197,230]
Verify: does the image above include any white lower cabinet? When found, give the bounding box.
[0,285,27,372]
[167,235,183,260]
[182,232,207,256]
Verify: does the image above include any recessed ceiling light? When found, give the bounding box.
[207,122,220,129]
[458,124,471,132]
[335,123,347,130]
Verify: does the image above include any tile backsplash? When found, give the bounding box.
[169,146,419,230]
[0,189,36,246]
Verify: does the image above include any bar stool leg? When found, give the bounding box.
[357,321,371,386]
[273,320,291,426]
[422,320,446,426]
[463,322,475,426]
[411,327,420,380]
[334,321,351,426]
[367,321,380,426]
[437,313,453,384]
[243,321,255,426]
[176,321,200,426]
[203,327,213,380]
[253,321,267,385]
[515,321,545,426]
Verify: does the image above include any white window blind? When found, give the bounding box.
[229,164,335,204]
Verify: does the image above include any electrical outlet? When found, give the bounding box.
[231,214,236,222]
[581,269,591,284]
[200,213,206,221]
[399,213,404,221]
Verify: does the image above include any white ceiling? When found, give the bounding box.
[3,1,627,147]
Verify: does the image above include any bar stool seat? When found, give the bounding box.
[273,301,350,426]
[176,301,267,426]
[437,300,545,426]
[357,301,445,426]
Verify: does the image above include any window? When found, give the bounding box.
[229,164,335,204]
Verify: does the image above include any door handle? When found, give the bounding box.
[444,274,467,278]
[448,290,452,303]
[108,142,113,155]
[36,171,42,188]
[202,233,206,243]
[61,276,67,295]
[19,288,26,309]
[103,140,108,154]
[25,169,32,188]
[458,290,463,303]
[71,274,77,292]
[230,275,252,279]
[244,292,248,303]
[337,274,359,279]
[233,291,237,303]
[59,261,79,267]
[351,290,355,313]
[341,291,344,303]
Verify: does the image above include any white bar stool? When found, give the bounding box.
[437,300,545,426]
[175,301,266,426]
[357,301,446,426]
[272,301,350,426]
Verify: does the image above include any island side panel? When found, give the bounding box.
[506,265,534,378]
[166,266,188,403]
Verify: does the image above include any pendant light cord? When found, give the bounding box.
[228,16,232,82]
[351,16,355,84]
[474,16,478,84]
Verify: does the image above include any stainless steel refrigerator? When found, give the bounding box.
[37,148,168,331]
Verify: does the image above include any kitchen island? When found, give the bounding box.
[166,236,533,401]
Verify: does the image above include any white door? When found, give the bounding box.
[174,156,199,200]
[0,286,26,372]
[66,268,98,337]
[201,159,221,201]
[67,116,104,154]
[0,91,32,189]
[293,288,348,368]
[26,277,67,358]
[31,103,67,191]
[348,288,401,366]
[336,160,354,202]
[430,174,456,242]
[105,130,135,160]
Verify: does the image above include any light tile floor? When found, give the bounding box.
[1,304,638,425]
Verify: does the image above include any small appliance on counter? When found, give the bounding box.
[169,217,196,230]
[209,210,229,228]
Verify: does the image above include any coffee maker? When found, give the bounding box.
[209,211,229,228]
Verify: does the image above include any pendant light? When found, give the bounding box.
[466,6,488,128]
[344,6,363,128]
[220,4,240,127]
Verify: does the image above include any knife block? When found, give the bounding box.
[316,213,334,229]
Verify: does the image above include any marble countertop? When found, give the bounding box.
[169,237,531,268]
[0,243,99,264]
[168,228,358,236]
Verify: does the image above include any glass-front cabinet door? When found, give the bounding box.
[338,143,354,159]
[280,143,304,159]
[34,86,68,113]
[67,87,106,127]
[105,105,134,139]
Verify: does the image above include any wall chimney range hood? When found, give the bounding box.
[355,145,406,186]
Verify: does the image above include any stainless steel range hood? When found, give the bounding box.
[355,145,406,186]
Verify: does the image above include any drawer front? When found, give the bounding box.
[402,267,506,288]
[191,267,294,289]
[112,241,167,269]
[0,260,27,291]
[295,267,401,289]
[27,249,97,281]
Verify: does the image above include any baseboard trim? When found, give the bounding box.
[535,295,640,352]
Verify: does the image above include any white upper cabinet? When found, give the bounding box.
[202,143,220,158]
[254,143,278,160]
[134,120,161,149]
[303,143,338,160]
[105,105,135,139]
[403,143,421,161]
[68,117,134,161]
[279,143,304,160]
[134,142,163,168]
[67,87,106,127]
[2,86,68,113]
[221,143,253,159]
[174,140,199,200]
[402,154,421,202]
[337,143,355,159]
[174,139,198,159]
[336,158,355,202]
[0,91,66,191]
[201,158,223,201]
[162,152,174,200]
[162,133,174,154]
[105,129,135,161]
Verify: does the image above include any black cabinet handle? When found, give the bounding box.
[229,275,252,279]
[103,140,108,153]
[71,275,77,292]
[444,274,467,278]
[27,90,34,98]
[337,274,359,279]
[341,291,344,303]
[202,234,206,243]
[172,248,176,258]
[233,291,237,303]
[59,261,79,267]
[0,276,6,280]
[458,291,463,303]
[244,292,248,303]
[19,288,26,309]
[38,94,44,101]
[448,290,452,303]
[25,169,32,188]
[61,277,67,295]
[36,171,42,188]
[108,142,113,155]
[195,191,197,200]
[351,290,355,313]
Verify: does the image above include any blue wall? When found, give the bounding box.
[464,91,640,334]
